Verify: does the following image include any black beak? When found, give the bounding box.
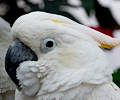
[5,39,38,86]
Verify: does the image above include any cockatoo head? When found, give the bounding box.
[5,12,120,98]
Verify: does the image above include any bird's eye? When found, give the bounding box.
[41,38,56,53]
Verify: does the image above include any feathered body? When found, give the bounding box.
[0,17,15,100]
[5,12,120,100]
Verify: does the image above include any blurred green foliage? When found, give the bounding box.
[81,0,120,29]
[81,0,95,15]
[112,69,120,87]
[0,0,120,29]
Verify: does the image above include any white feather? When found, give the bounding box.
[0,17,15,100]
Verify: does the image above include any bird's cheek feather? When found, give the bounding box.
[16,60,54,96]
[58,47,79,67]
[16,61,40,96]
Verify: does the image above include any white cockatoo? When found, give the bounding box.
[5,12,120,100]
[0,17,15,100]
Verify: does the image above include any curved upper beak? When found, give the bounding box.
[5,39,38,86]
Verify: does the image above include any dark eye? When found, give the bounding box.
[41,38,56,53]
[46,41,53,48]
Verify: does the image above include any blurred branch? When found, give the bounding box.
[94,0,120,30]
[80,0,120,30]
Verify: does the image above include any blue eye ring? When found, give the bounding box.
[41,38,56,53]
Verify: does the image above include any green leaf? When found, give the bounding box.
[81,0,95,16]
[112,68,120,87]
